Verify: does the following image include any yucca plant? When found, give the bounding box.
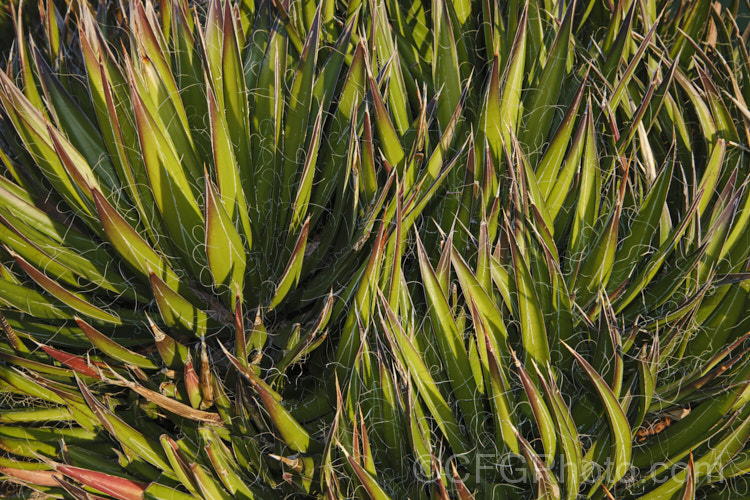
[1,0,749,498]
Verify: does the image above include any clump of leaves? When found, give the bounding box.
[0,0,749,499]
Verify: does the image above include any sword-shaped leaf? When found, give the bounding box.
[290,108,324,232]
[369,77,405,170]
[77,377,172,473]
[340,444,392,500]
[512,351,556,464]
[509,230,550,367]
[416,235,477,433]
[0,279,70,320]
[432,0,461,132]
[10,250,121,324]
[149,272,208,336]
[498,3,527,145]
[564,342,631,483]
[205,173,246,307]
[535,78,586,201]
[91,188,183,293]
[269,217,309,309]
[379,293,470,456]
[609,152,674,289]
[75,317,157,369]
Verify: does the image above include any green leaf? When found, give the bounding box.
[609,153,674,289]
[575,161,628,304]
[10,250,121,325]
[451,247,509,346]
[373,4,410,136]
[546,107,587,222]
[696,139,727,217]
[512,352,557,465]
[379,293,470,457]
[416,235,478,437]
[208,88,252,253]
[522,0,575,157]
[269,218,309,309]
[341,445,392,500]
[251,22,285,226]
[499,4,527,146]
[131,87,204,274]
[513,425,562,500]
[75,317,157,369]
[640,414,750,499]
[290,108,324,232]
[281,8,320,228]
[614,193,702,313]
[535,78,586,201]
[0,279,70,320]
[34,50,119,192]
[91,189,184,295]
[432,0,462,132]
[509,231,550,367]
[149,271,208,336]
[567,104,601,274]
[205,174,246,307]
[633,362,750,469]
[0,72,95,223]
[477,54,502,181]
[564,342,631,483]
[369,77,405,170]
[77,377,172,473]
[312,42,366,220]
[535,364,582,500]
[221,344,314,453]
[609,16,660,110]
